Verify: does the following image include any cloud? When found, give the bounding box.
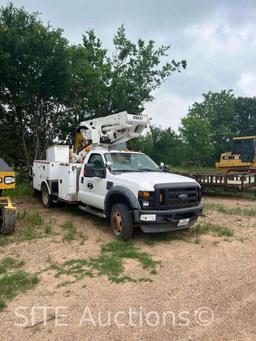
[1,0,256,128]
[238,73,256,97]
[145,91,194,131]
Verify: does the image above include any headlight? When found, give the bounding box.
[4,176,15,184]
[0,177,2,183]
[142,200,150,207]
[138,191,155,209]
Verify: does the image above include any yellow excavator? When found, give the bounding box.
[0,159,16,234]
[216,136,256,173]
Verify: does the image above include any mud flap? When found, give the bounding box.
[0,205,16,235]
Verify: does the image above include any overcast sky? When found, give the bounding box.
[1,0,256,130]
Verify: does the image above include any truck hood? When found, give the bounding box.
[111,171,198,191]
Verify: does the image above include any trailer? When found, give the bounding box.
[175,172,256,190]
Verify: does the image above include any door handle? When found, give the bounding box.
[81,177,84,184]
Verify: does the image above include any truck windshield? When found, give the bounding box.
[105,153,160,172]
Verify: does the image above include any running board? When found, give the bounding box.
[78,205,106,218]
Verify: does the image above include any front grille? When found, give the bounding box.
[154,183,200,210]
[167,187,199,209]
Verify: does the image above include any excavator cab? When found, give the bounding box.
[232,137,256,163]
[216,136,256,172]
[0,159,16,234]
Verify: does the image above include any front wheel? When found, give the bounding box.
[110,203,134,241]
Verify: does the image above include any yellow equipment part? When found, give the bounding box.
[0,159,16,234]
[74,132,86,154]
[216,136,256,173]
[216,152,256,172]
[0,170,16,190]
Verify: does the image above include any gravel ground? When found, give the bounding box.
[0,196,256,340]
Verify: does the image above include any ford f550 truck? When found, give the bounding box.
[32,112,202,240]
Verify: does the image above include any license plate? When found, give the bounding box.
[140,214,156,222]
[177,218,190,227]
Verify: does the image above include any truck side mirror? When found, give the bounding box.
[105,161,112,169]
[160,162,169,172]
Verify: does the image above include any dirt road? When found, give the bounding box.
[0,196,256,340]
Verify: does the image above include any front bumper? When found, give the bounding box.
[133,204,203,233]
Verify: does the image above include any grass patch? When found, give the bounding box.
[60,220,86,244]
[51,241,160,284]
[52,259,93,280]
[0,257,38,311]
[0,298,6,310]
[0,257,24,274]
[204,189,256,201]
[44,224,53,235]
[195,223,234,237]
[61,220,77,242]
[0,270,38,310]
[0,210,53,247]
[2,182,32,198]
[205,202,256,217]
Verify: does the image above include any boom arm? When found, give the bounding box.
[77,111,150,147]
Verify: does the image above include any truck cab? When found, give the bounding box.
[77,149,202,240]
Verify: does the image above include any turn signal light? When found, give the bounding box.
[138,191,152,199]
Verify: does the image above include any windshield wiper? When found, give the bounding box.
[138,168,161,172]
[112,169,138,173]
[112,168,161,173]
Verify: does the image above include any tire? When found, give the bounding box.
[0,204,16,235]
[41,183,53,208]
[110,203,134,241]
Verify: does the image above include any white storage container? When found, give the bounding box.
[46,145,69,163]
[58,163,82,202]
[32,161,60,191]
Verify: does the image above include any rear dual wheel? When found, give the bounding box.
[110,204,133,241]
[41,184,53,208]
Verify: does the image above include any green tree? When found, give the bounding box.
[128,126,185,166]
[61,25,186,143]
[183,90,236,161]
[0,3,70,167]
[180,115,214,167]
[0,4,186,170]
[234,97,256,135]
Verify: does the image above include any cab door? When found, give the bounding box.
[79,153,107,210]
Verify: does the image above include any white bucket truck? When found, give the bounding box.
[32,112,203,240]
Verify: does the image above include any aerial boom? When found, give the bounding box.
[77,111,150,147]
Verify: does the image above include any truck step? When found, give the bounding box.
[78,205,106,219]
